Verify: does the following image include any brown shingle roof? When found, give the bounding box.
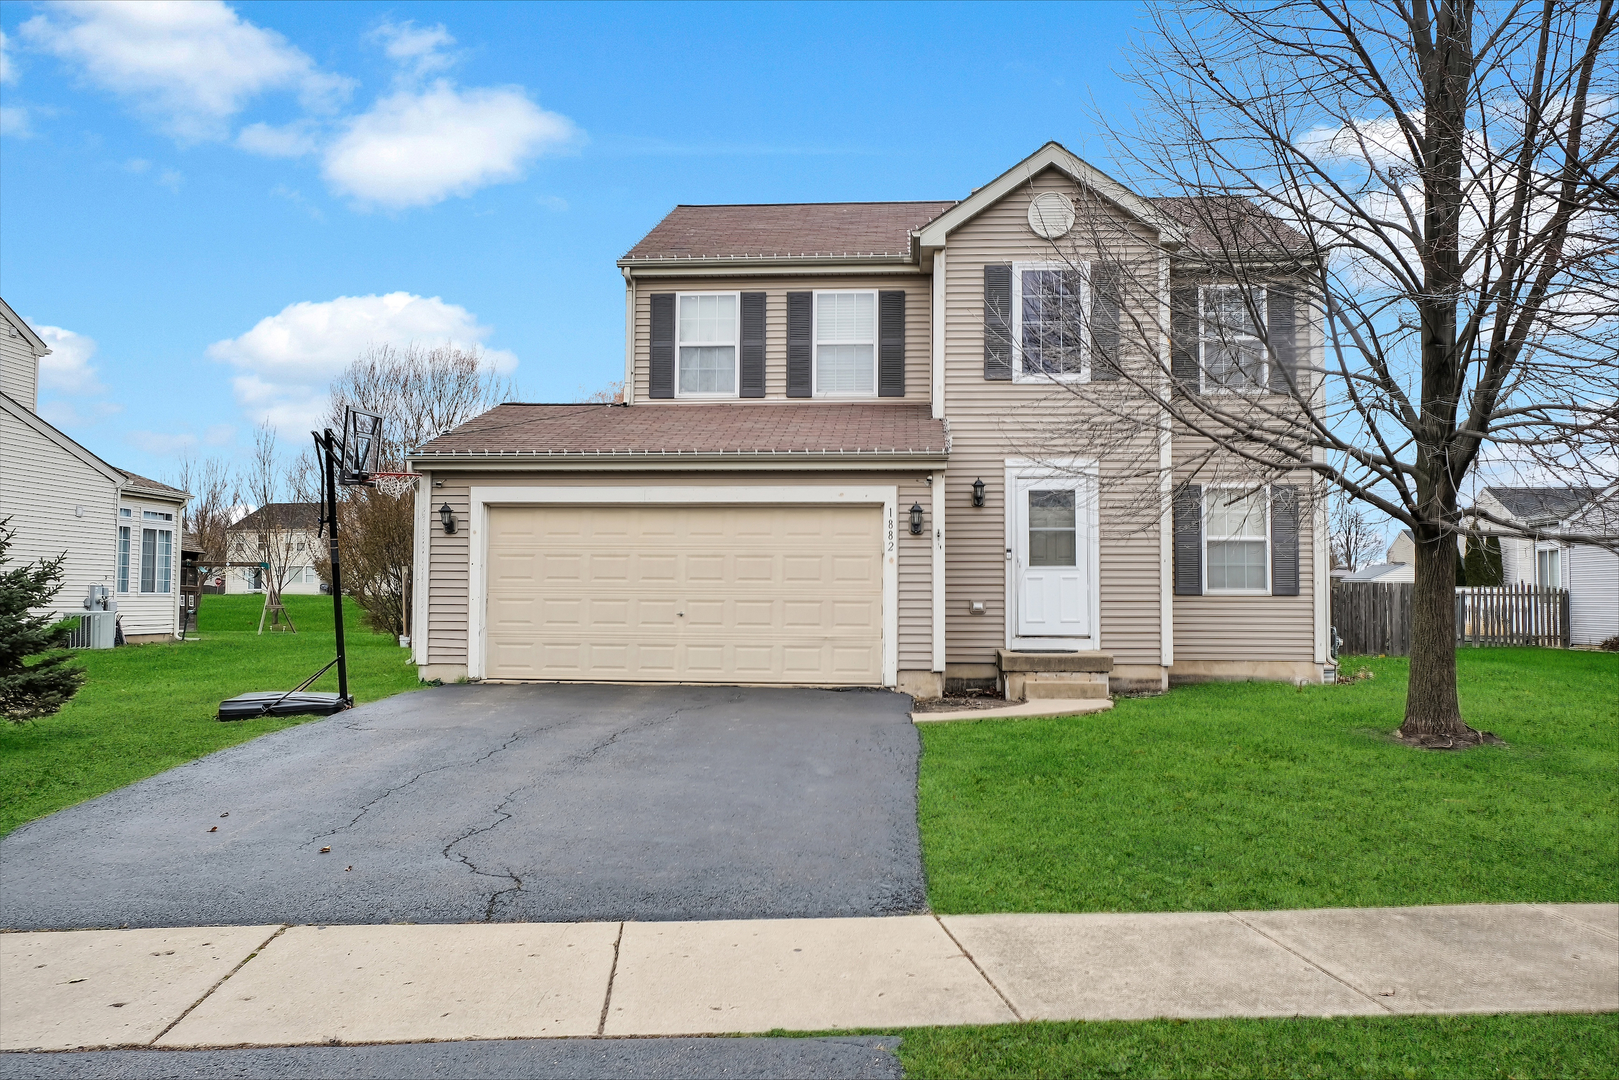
[118,469,188,498]
[228,503,322,532]
[621,202,956,262]
[1152,196,1312,258]
[414,403,948,458]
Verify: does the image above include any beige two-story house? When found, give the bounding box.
[408,143,1330,696]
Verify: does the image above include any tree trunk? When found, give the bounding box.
[1401,524,1467,736]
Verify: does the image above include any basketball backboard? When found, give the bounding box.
[340,407,383,485]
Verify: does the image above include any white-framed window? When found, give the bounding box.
[814,290,877,396]
[142,510,173,522]
[140,528,172,594]
[1205,487,1270,594]
[117,526,131,593]
[119,507,133,518]
[1014,261,1088,381]
[1201,285,1267,392]
[675,292,739,397]
[1536,545,1562,588]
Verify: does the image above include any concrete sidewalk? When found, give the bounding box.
[2,904,1613,1051]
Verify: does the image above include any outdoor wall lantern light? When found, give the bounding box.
[439,503,457,534]
[909,502,925,536]
[972,478,986,507]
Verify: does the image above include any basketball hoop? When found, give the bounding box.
[369,472,421,499]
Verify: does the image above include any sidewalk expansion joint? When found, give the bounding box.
[596,921,625,1036]
[149,924,289,1045]
[933,914,1023,1022]
[1224,912,1394,1013]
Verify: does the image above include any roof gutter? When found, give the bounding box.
[408,449,950,473]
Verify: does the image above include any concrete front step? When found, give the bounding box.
[1025,679,1110,700]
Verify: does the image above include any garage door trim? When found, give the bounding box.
[466,485,899,685]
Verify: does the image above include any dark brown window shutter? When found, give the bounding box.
[1270,484,1300,596]
[786,292,812,397]
[1170,285,1199,392]
[649,293,675,399]
[1267,286,1298,395]
[1091,262,1122,381]
[984,264,1012,380]
[740,292,766,398]
[1173,484,1203,595]
[878,290,905,397]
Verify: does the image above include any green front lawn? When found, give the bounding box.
[0,594,420,836]
[891,1012,1619,1079]
[920,648,1618,914]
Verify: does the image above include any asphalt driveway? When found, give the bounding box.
[0,684,926,930]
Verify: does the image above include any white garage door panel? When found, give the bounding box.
[485,504,883,684]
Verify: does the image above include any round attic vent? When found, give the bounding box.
[1027,192,1075,239]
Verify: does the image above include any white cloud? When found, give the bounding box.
[322,80,576,208]
[370,19,456,78]
[32,323,107,394]
[237,119,319,158]
[207,292,517,431]
[38,399,121,430]
[1,29,17,84]
[0,106,30,137]
[127,430,200,455]
[21,0,351,141]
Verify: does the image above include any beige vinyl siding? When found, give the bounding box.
[424,470,933,677]
[0,407,118,620]
[116,494,187,637]
[939,167,1165,667]
[629,274,931,403]
[0,326,39,411]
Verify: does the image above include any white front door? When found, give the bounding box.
[1013,475,1091,638]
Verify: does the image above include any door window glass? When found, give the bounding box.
[1028,489,1077,566]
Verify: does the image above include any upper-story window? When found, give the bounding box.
[814,291,876,396]
[1014,262,1087,381]
[677,292,739,397]
[1201,286,1267,392]
[143,510,174,521]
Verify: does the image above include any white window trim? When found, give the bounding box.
[138,526,174,595]
[1534,542,1564,589]
[465,486,900,687]
[1012,260,1090,384]
[117,525,131,594]
[1203,485,1272,596]
[1199,284,1268,395]
[812,289,879,399]
[1002,458,1101,652]
[673,291,741,399]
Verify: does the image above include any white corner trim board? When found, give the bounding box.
[465,485,901,686]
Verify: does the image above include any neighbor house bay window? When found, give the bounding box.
[1201,286,1267,391]
[1205,489,1269,593]
[117,526,131,593]
[676,293,738,395]
[140,529,172,594]
[1016,265,1086,378]
[814,291,876,395]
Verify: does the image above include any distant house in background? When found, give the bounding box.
[0,297,191,643]
[1472,484,1618,647]
[1387,530,1415,566]
[1338,561,1414,584]
[223,504,324,595]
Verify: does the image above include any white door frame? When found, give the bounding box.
[1003,459,1100,651]
[467,485,900,686]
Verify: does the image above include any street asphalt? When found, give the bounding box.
[0,1037,905,1080]
[0,684,926,929]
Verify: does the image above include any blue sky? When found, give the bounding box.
[1,1,1152,482]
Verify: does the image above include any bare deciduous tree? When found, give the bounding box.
[1010,0,1615,743]
[173,455,236,586]
[241,423,314,633]
[1331,498,1387,572]
[316,342,514,639]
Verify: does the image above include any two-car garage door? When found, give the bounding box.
[484,504,884,684]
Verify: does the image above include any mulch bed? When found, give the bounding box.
[911,688,1009,714]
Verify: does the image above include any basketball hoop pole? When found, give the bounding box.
[318,428,351,704]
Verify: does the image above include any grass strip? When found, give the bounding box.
[1,595,420,835]
[919,648,1618,913]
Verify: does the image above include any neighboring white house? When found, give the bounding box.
[1473,484,1618,648]
[1339,561,1414,584]
[1387,529,1416,566]
[223,503,324,595]
[0,298,191,643]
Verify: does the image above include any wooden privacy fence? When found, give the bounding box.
[1332,581,1569,656]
